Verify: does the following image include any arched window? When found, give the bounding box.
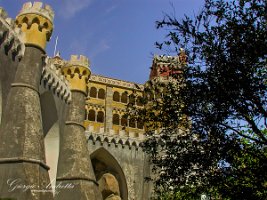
[98,89,105,99]
[121,92,128,104]
[129,94,135,105]
[113,114,120,125]
[121,116,128,127]
[136,96,143,106]
[97,111,104,123]
[137,121,144,129]
[88,110,96,121]
[90,87,97,98]
[129,118,136,128]
[113,91,120,102]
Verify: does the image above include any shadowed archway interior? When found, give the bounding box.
[41,91,60,193]
[91,147,128,200]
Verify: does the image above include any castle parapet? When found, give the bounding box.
[18,2,54,23]
[86,131,144,149]
[149,49,187,80]
[0,7,25,60]
[41,56,72,103]
[62,55,91,95]
[86,125,146,146]
[69,55,90,68]
[15,2,54,50]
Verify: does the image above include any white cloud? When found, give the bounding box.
[90,39,111,58]
[69,37,110,60]
[69,39,88,55]
[59,0,93,19]
[105,5,117,14]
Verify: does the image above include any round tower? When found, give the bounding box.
[56,55,102,200]
[61,55,91,95]
[15,1,54,50]
[0,2,54,199]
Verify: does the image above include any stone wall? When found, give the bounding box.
[87,132,152,200]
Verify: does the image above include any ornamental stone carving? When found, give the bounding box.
[0,7,25,60]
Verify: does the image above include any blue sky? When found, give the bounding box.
[1,0,204,83]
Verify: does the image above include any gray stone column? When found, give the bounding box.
[56,55,102,200]
[105,86,113,132]
[0,45,53,200]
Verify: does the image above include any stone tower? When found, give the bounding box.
[0,2,54,200]
[56,55,102,200]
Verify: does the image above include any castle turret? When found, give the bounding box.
[145,50,187,132]
[15,1,54,50]
[0,2,54,199]
[56,55,102,200]
[149,48,187,81]
[61,55,91,94]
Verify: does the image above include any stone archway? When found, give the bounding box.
[40,90,60,193]
[91,147,128,200]
[44,122,59,192]
[40,91,59,136]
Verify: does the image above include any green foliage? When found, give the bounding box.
[128,0,267,199]
[217,140,267,199]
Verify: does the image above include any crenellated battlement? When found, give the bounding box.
[85,127,186,151]
[153,55,179,64]
[152,55,181,73]
[69,55,90,68]
[18,2,54,23]
[86,130,145,150]
[15,2,54,49]
[41,56,72,103]
[63,55,91,78]
[0,7,25,60]
[153,49,187,65]
[62,55,91,95]
[149,50,187,80]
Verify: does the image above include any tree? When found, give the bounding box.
[129,0,267,199]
